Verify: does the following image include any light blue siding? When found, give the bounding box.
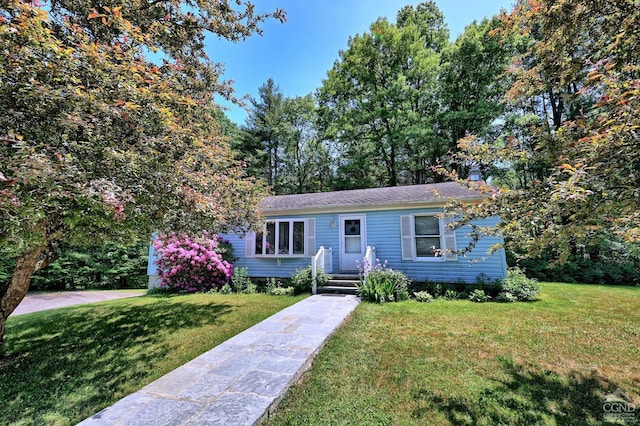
[366,209,506,283]
[224,214,326,278]
[146,233,159,275]
[222,209,507,283]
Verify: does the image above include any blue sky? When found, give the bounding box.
[208,0,515,125]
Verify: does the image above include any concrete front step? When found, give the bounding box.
[329,274,360,281]
[318,274,361,295]
[326,280,360,287]
[317,285,359,295]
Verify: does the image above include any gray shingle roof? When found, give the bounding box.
[259,182,483,214]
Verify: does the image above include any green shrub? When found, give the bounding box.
[263,277,294,296]
[469,289,490,303]
[358,260,410,303]
[268,285,294,296]
[218,283,233,294]
[431,283,444,298]
[443,289,458,300]
[290,266,329,295]
[496,291,517,303]
[500,268,541,301]
[28,241,149,290]
[507,234,640,285]
[264,277,278,294]
[231,267,256,294]
[243,281,257,294]
[458,291,469,300]
[414,291,434,303]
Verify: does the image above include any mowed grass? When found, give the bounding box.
[267,283,640,425]
[1,293,305,425]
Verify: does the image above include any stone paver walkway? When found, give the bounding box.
[79,294,359,426]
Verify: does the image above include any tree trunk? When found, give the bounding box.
[0,244,46,354]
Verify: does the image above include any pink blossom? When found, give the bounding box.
[153,233,233,292]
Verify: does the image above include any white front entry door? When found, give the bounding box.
[340,214,366,272]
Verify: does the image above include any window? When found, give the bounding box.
[414,216,441,258]
[401,214,457,261]
[252,219,307,256]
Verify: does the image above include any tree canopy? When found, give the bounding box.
[318,13,445,187]
[448,0,640,260]
[0,0,283,349]
[236,0,638,269]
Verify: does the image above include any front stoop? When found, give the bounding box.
[317,274,360,295]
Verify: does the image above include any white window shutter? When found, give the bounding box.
[400,215,414,260]
[305,218,316,256]
[245,232,256,258]
[441,217,458,261]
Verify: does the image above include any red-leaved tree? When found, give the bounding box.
[0,0,285,352]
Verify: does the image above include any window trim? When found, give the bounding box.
[401,214,457,262]
[253,218,308,258]
[413,214,444,261]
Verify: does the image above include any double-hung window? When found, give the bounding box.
[414,216,442,258]
[401,214,457,261]
[248,219,313,257]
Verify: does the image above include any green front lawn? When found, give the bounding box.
[1,293,305,425]
[267,283,639,425]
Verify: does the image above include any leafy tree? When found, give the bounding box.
[280,95,333,194]
[236,85,333,195]
[396,1,448,52]
[318,6,447,187]
[0,0,283,351]
[29,241,149,290]
[447,0,640,261]
[439,17,514,175]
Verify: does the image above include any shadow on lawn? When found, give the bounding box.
[0,297,232,424]
[413,357,630,425]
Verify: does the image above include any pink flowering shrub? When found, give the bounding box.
[153,233,234,292]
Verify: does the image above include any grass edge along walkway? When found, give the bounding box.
[79,294,360,425]
[266,283,640,426]
[1,292,305,426]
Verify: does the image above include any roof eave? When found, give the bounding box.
[259,196,485,216]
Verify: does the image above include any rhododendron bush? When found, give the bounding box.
[153,234,234,292]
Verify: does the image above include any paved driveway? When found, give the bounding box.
[10,290,146,316]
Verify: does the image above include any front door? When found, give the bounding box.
[340,214,366,272]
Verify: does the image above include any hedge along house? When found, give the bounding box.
[203,182,507,293]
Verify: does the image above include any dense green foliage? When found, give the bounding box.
[234,80,332,194]
[1,242,148,291]
[509,235,640,285]
[468,288,490,303]
[448,0,640,262]
[289,265,329,295]
[358,261,410,303]
[234,1,639,276]
[235,2,513,192]
[413,290,434,303]
[32,242,148,290]
[498,268,541,301]
[0,0,281,345]
[230,267,257,294]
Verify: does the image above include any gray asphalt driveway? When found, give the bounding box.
[10,290,146,316]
